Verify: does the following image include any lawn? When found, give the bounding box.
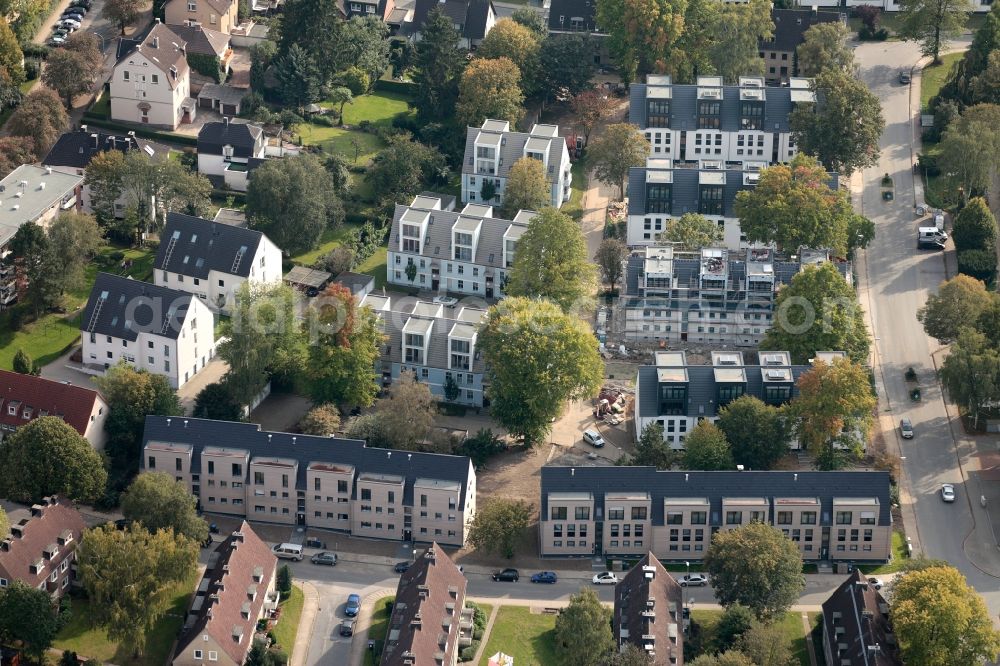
[477,606,560,666]
[290,224,361,266]
[364,596,395,666]
[296,124,385,165]
[271,585,305,658]
[809,612,826,666]
[561,158,590,221]
[335,91,415,128]
[860,530,909,575]
[920,51,964,112]
[88,93,111,119]
[356,246,388,290]
[691,610,814,666]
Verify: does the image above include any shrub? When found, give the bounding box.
[277,564,292,595]
[24,60,40,80]
[109,251,125,262]
[458,641,479,662]
[21,43,50,60]
[958,248,997,282]
[269,649,288,666]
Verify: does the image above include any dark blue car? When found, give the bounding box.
[530,571,558,584]
[345,593,361,617]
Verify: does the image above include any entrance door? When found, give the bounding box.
[594,523,603,554]
[403,529,412,542]
[296,512,305,526]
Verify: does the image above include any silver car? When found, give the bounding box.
[940,483,956,502]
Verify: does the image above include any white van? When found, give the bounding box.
[272,543,304,561]
[917,227,947,249]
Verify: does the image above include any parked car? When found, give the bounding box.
[433,295,458,307]
[530,571,558,584]
[345,593,362,617]
[305,537,327,549]
[59,18,81,29]
[899,418,914,439]
[583,429,605,448]
[310,552,338,566]
[393,561,411,573]
[70,0,92,8]
[272,543,304,561]
[899,70,911,84]
[63,7,86,17]
[339,619,355,637]
[492,568,519,582]
[679,574,709,587]
[867,577,884,590]
[592,572,618,585]
[940,483,956,502]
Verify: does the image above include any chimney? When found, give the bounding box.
[794,473,798,481]
[0,539,11,551]
[80,124,88,133]
[184,419,189,428]
[570,468,575,477]
[30,503,46,518]
[292,436,297,445]
[152,35,159,48]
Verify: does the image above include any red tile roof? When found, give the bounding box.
[614,553,684,665]
[0,370,105,438]
[0,497,85,589]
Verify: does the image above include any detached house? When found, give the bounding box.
[614,554,684,665]
[0,369,109,449]
[0,497,86,598]
[196,120,266,192]
[168,22,233,80]
[404,0,496,49]
[165,0,239,34]
[111,22,195,129]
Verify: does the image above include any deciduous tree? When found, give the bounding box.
[249,39,277,92]
[918,274,994,343]
[588,123,649,200]
[328,86,352,124]
[502,157,550,217]
[7,88,68,156]
[330,16,390,87]
[938,104,1000,202]
[540,34,597,100]
[715,604,755,652]
[689,653,755,666]
[192,382,243,421]
[299,403,341,435]
[555,587,614,666]
[7,221,60,315]
[510,6,546,37]
[597,0,686,79]
[953,197,997,252]
[630,422,676,469]
[594,238,628,293]
[367,136,447,208]
[571,88,615,146]
[0,137,35,180]
[277,0,341,62]
[476,18,540,95]
[101,0,144,34]
[46,212,103,296]
[940,327,1000,428]
[660,212,723,249]
[121,472,209,543]
[0,506,7,540]
[43,31,102,108]
[735,622,796,666]
[797,21,854,76]
[373,371,437,450]
[603,644,653,666]
[0,582,59,660]
[682,421,734,471]
[716,396,789,470]
[457,429,506,469]
[710,0,774,82]
[412,6,465,121]
[85,150,127,228]
[898,0,971,63]
[456,57,524,129]
[467,498,532,558]
[0,17,25,85]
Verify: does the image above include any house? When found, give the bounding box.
[614,554,683,665]
[546,0,610,66]
[360,294,487,407]
[380,543,473,666]
[461,120,573,209]
[172,522,279,666]
[81,273,217,389]
[165,0,239,34]
[154,211,281,312]
[821,571,902,665]
[142,415,477,545]
[403,0,496,49]
[0,369,109,449]
[801,0,989,12]
[111,22,195,129]
[343,0,394,20]
[539,467,893,562]
[0,496,86,599]
[386,193,536,298]
[168,22,233,79]
[196,120,266,192]
[760,9,844,85]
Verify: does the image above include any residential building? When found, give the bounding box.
[386,192,536,298]
[461,119,573,209]
[0,369,109,449]
[629,76,814,163]
[546,0,610,66]
[801,0,990,12]
[614,553,684,665]
[333,271,374,298]
[360,294,487,407]
[81,273,217,389]
[196,120,266,192]
[141,416,477,546]
[0,496,86,598]
[165,0,239,33]
[380,543,473,666]
[821,571,901,666]
[403,0,496,49]
[111,22,195,129]
[343,0,393,19]
[154,212,281,313]
[539,467,893,562]
[172,522,279,666]
[759,9,844,85]
[168,22,233,78]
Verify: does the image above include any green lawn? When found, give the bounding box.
[920,51,964,112]
[364,596,395,666]
[89,93,111,119]
[691,610,814,666]
[477,606,560,666]
[809,612,826,666]
[561,158,590,221]
[271,585,305,658]
[297,124,385,165]
[860,530,909,574]
[356,246,388,290]
[334,91,415,127]
[290,224,362,266]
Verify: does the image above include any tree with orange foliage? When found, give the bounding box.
[596,0,686,81]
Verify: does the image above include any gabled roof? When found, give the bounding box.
[762,8,843,52]
[166,23,230,57]
[461,122,569,183]
[42,128,168,170]
[115,22,189,90]
[0,370,106,437]
[165,0,234,18]
[81,273,198,341]
[548,0,602,34]
[155,212,266,279]
[197,121,263,157]
[821,570,901,665]
[614,553,683,663]
[407,0,494,40]
[0,497,86,589]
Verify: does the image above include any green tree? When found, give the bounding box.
[277,564,292,595]
[8,221,60,315]
[940,327,1000,428]
[457,429,505,469]
[443,373,461,402]
[716,396,789,470]
[84,150,127,229]
[12,348,35,375]
[959,248,998,282]
[277,0,341,62]
[796,21,854,76]
[0,581,60,660]
[245,640,274,666]
[715,604,755,652]
[456,57,524,129]
[330,16,390,87]
[192,383,243,421]
[6,87,68,157]
[466,498,532,558]
[597,0,686,78]
[689,653,755,666]
[0,17,25,85]
[631,422,677,469]
[502,157,550,217]
[672,0,719,82]
[372,371,437,450]
[298,403,341,435]
[506,208,597,313]
[47,212,103,297]
[594,238,628,293]
[412,6,465,121]
[367,136,447,209]
[891,565,1000,665]
[704,522,805,620]
[121,472,209,543]
[790,70,885,176]
[953,198,998,251]
[555,587,614,666]
[540,34,597,101]
[274,43,323,111]
[0,416,107,503]
[588,124,650,200]
[476,18,540,95]
[480,298,603,445]
[0,137,36,181]
[735,622,796,666]
[328,86,353,124]
[571,88,615,147]
[249,40,277,92]
[78,525,199,657]
[42,32,102,108]
[682,421,734,471]
[0,505,7,537]
[660,212,723,249]
[101,0,143,33]
[938,104,1000,202]
[603,644,653,666]
[709,0,774,82]
[899,0,971,63]
[510,6,546,37]
[918,274,994,343]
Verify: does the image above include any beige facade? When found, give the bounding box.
[603,492,653,558]
[541,492,595,557]
[164,0,238,34]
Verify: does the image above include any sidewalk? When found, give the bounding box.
[290,582,320,666]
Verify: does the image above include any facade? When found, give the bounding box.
[386,193,536,298]
[821,571,901,665]
[380,543,473,666]
[759,9,844,85]
[81,273,217,389]
[0,369,109,449]
[404,0,496,49]
[169,23,233,75]
[141,416,477,546]
[798,0,991,11]
[172,522,279,666]
[196,120,265,192]
[111,22,195,129]
[461,119,573,209]
[613,553,684,665]
[539,467,893,562]
[360,294,487,407]
[154,212,281,313]
[546,0,611,66]
[165,0,239,33]
[0,497,86,599]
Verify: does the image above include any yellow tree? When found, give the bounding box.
[502,157,550,217]
[456,57,524,128]
[475,18,540,94]
[597,0,687,79]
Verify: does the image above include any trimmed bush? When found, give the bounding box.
[958,248,997,282]
[374,78,417,96]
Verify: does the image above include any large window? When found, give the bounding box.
[690,511,707,525]
[453,232,473,261]
[764,385,791,405]
[646,184,671,214]
[631,507,647,520]
[800,511,817,525]
[608,507,625,520]
[450,339,471,371]
[726,511,742,525]
[575,507,590,520]
[404,333,424,364]
[551,507,567,520]
[647,100,671,128]
[777,511,793,525]
[740,102,763,130]
[717,384,745,405]
[836,511,853,525]
[699,185,724,215]
[697,101,721,129]
[666,512,683,525]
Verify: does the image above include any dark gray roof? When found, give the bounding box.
[407,0,494,40]
[623,252,803,299]
[821,570,902,666]
[42,128,168,170]
[615,554,683,661]
[142,416,475,509]
[548,0,601,33]
[166,23,230,57]
[461,124,568,183]
[197,84,248,108]
[154,212,265,279]
[762,8,843,53]
[333,271,374,295]
[197,121,263,157]
[541,467,893,527]
[82,273,196,341]
[629,82,798,132]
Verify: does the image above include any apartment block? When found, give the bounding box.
[800,0,990,12]
[461,120,572,209]
[386,193,536,298]
[759,9,845,85]
[0,369,109,449]
[539,468,893,563]
[142,416,476,546]
[821,571,901,665]
[0,497,86,599]
[614,553,684,665]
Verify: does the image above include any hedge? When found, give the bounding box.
[188,53,224,83]
[374,78,417,96]
[75,117,199,147]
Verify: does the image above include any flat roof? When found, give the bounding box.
[606,492,651,501]
[359,472,404,484]
[453,216,481,233]
[414,478,462,491]
[657,367,688,383]
[713,368,746,383]
[0,165,82,246]
[723,497,767,504]
[548,491,593,501]
[654,351,686,367]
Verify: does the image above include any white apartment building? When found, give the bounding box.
[111,22,196,129]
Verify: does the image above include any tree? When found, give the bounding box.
[328,86,353,124]
[277,0,341,63]
[12,348,36,375]
[373,371,437,450]
[476,18,541,95]
[46,212,103,296]
[603,645,653,666]
[0,137,36,180]
[0,505,7,539]
[277,564,292,595]
[0,582,60,660]
[101,0,144,33]
[710,0,774,82]
[8,221,60,314]
[661,212,723,249]
[502,157,550,217]
[594,238,628,293]
[0,16,25,85]
[761,263,871,365]
[953,197,997,252]
[457,428,506,468]
[511,6,546,37]
[0,416,107,503]
[555,587,614,666]
[245,640,274,666]
[790,70,885,176]
[959,248,998,282]
[456,57,524,129]
[85,150,127,228]
[938,104,1000,202]
[157,159,213,220]
[797,21,854,76]
[540,34,597,100]
[274,44,323,111]
[78,525,199,657]
[299,403,341,435]
[192,382,243,421]
[631,422,676,469]
[7,88,68,156]
[249,40,277,92]
[597,0,687,78]
[792,358,876,469]
[367,136,447,208]
[43,32,102,108]
[588,124,650,200]
[506,208,597,313]
[247,154,341,255]
[736,622,796,666]
[898,0,971,63]
[704,522,805,620]
[716,396,789,470]
[940,328,1000,428]
[682,421,734,471]
[918,274,994,343]
[412,6,465,121]
[891,565,1000,665]
[689,653,755,666]
[121,472,209,543]
[466,498,532,558]
[715,604,755,652]
[571,88,615,147]
[480,298,603,445]
[330,16,390,87]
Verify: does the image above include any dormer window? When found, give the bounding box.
[22,408,31,420]
[401,224,421,253]
[404,333,425,364]
[453,232,473,261]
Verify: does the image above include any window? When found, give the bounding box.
[232,463,242,477]
[836,511,853,525]
[646,183,671,214]
[420,494,428,507]
[750,511,766,523]
[691,511,707,525]
[800,511,817,525]
[551,507,567,520]
[361,489,371,501]
[697,101,721,129]
[148,456,156,469]
[666,512,683,525]
[208,652,217,662]
[151,74,158,84]
[726,511,742,525]
[777,511,792,525]
[574,506,590,520]
[124,71,130,81]
[194,651,203,660]
[338,480,348,493]
[699,185,724,215]
[608,508,624,520]
[254,471,264,485]
[647,99,670,128]
[860,511,876,525]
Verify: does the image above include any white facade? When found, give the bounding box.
[155,239,281,312]
[111,26,193,129]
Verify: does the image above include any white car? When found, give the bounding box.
[433,295,458,307]
[583,429,605,448]
[59,17,81,28]
[940,483,956,503]
[592,572,618,585]
[867,577,884,590]
[679,573,709,587]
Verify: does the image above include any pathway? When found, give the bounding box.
[800,613,819,666]
[469,604,500,665]
[290,582,320,666]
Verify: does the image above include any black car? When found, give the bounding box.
[339,619,355,637]
[62,8,85,18]
[492,568,519,582]
[113,518,129,530]
[393,561,411,573]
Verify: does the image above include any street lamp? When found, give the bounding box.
[412,548,417,563]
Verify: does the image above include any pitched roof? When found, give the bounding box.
[166,23,230,57]
[0,165,82,246]
[821,570,901,665]
[81,273,198,341]
[197,85,248,108]
[380,543,468,666]
[197,121,263,157]
[407,0,494,40]
[165,0,233,18]
[0,370,105,437]
[461,122,569,183]
[0,497,86,589]
[116,22,189,90]
[614,553,683,664]
[762,8,843,52]
[175,522,277,665]
[155,212,266,279]
[42,128,168,170]
[548,0,602,33]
